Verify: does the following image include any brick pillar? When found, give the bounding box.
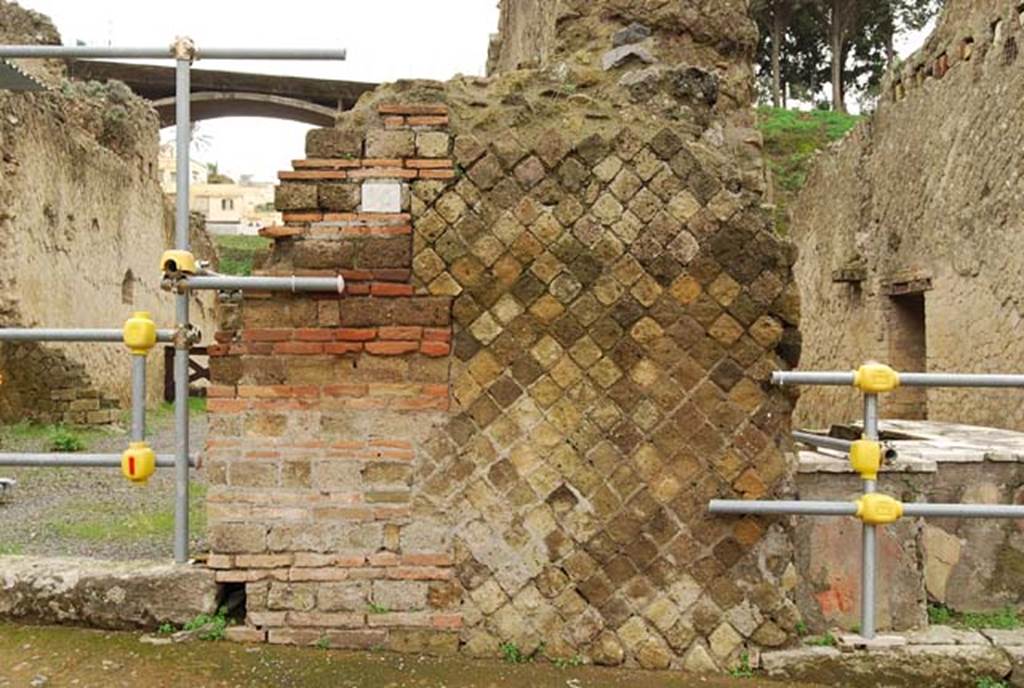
[205,103,462,651]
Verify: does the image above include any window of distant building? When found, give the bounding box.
[221,198,234,211]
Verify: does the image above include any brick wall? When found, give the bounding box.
[205,73,803,669]
[206,103,461,651]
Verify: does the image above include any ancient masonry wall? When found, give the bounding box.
[791,0,1024,432]
[208,110,802,670]
[206,0,803,670]
[0,1,216,424]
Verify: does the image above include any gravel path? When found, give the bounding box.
[0,407,208,560]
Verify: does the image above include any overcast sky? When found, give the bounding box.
[21,0,500,182]
[20,1,931,181]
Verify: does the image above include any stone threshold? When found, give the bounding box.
[762,625,1024,687]
[0,556,218,630]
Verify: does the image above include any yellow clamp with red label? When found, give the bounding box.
[855,494,903,525]
[121,441,156,483]
[123,311,157,356]
[849,439,882,481]
[852,363,900,393]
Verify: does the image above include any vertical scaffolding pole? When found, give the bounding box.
[173,53,191,564]
[131,356,146,442]
[861,393,880,639]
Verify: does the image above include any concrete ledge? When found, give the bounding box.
[0,556,217,630]
[763,627,1018,688]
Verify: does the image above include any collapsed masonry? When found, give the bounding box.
[205,0,802,670]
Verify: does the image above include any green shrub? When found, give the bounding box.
[49,426,85,452]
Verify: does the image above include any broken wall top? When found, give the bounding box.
[486,0,757,114]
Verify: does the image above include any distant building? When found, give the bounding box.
[158,143,207,191]
[158,145,280,235]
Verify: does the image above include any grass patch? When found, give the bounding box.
[806,631,837,647]
[729,652,754,678]
[0,543,23,556]
[976,678,1009,688]
[214,235,271,276]
[757,106,861,234]
[45,482,207,543]
[929,603,1023,630]
[152,396,207,420]
[0,421,109,452]
[500,641,528,664]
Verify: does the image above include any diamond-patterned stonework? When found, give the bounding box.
[207,31,801,669]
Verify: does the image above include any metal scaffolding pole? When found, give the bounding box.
[708,500,858,517]
[131,355,146,442]
[181,275,345,293]
[172,54,191,565]
[861,393,880,639]
[0,46,347,61]
[792,431,898,462]
[0,453,192,468]
[0,329,174,343]
[772,370,1024,389]
[707,499,1024,520]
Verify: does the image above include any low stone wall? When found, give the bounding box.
[0,557,218,630]
[792,421,1024,633]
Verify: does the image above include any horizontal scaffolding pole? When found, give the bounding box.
[0,45,347,60]
[0,453,196,468]
[792,431,898,461]
[709,499,858,516]
[793,431,853,453]
[709,499,1024,520]
[772,370,1024,389]
[902,503,1024,519]
[180,275,345,294]
[0,328,175,343]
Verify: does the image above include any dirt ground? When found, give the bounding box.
[0,405,208,559]
[0,624,825,688]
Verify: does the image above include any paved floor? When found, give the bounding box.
[0,624,825,688]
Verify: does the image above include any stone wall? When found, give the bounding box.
[0,1,215,424]
[791,0,1024,432]
[205,0,805,670]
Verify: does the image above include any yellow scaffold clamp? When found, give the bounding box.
[121,441,156,483]
[856,494,903,525]
[849,439,882,481]
[852,363,900,394]
[123,311,157,356]
[160,249,197,276]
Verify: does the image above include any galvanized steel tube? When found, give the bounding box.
[708,500,858,517]
[771,371,855,386]
[195,47,347,60]
[182,275,345,293]
[772,370,1024,389]
[0,45,346,60]
[792,431,898,462]
[861,393,880,640]
[903,503,1024,519]
[0,453,192,468]
[173,56,191,565]
[792,431,852,453]
[131,356,146,443]
[898,373,1024,388]
[0,329,174,343]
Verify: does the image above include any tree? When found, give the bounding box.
[753,0,799,107]
[754,0,826,107]
[807,0,943,112]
